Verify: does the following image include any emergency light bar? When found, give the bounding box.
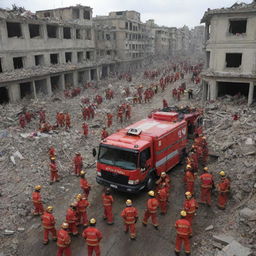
[127,128,142,136]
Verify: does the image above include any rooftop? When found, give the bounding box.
[201,1,256,23]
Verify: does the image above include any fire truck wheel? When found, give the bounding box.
[146,173,155,191]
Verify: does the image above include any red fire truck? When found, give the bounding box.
[96,108,202,193]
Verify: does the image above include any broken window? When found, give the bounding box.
[0,87,9,104]
[86,51,91,60]
[77,52,84,63]
[65,52,72,63]
[76,29,82,39]
[129,22,132,31]
[73,9,80,19]
[106,34,111,40]
[20,82,32,99]
[229,20,247,34]
[116,11,123,16]
[47,25,58,38]
[84,10,90,20]
[226,53,242,68]
[29,24,41,38]
[50,54,59,65]
[13,57,23,69]
[0,58,2,73]
[125,22,128,29]
[218,82,249,97]
[206,51,210,68]
[63,27,71,39]
[107,50,111,55]
[44,12,51,18]
[7,22,22,38]
[35,55,44,66]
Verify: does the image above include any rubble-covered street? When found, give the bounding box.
[0,61,256,256]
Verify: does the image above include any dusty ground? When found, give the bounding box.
[1,61,256,256]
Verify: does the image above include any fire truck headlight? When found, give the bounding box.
[128,179,139,185]
[97,172,102,176]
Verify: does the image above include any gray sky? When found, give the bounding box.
[0,0,253,27]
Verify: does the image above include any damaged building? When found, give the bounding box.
[201,1,256,106]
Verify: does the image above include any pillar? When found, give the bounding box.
[248,82,254,106]
[73,71,79,87]
[60,74,65,90]
[32,81,37,99]
[8,83,21,102]
[46,77,52,96]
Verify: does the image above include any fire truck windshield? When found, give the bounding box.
[98,145,138,170]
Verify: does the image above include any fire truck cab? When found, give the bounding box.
[96,111,187,193]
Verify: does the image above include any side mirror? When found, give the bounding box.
[92,148,97,158]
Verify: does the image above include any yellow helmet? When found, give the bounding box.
[126,199,132,206]
[185,191,192,197]
[219,171,225,177]
[202,136,206,140]
[90,218,96,225]
[50,157,56,161]
[203,167,209,171]
[180,210,187,217]
[35,185,41,190]
[148,190,155,197]
[76,194,82,200]
[186,164,191,169]
[80,170,86,175]
[46,206,53,212]
[161,172,166,177]
[61,222,69,229]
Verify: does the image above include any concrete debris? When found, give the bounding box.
[213,235,235,246]
[4,230,15,235]
[240,208,256,220]
[218,240,252,256]
[205,225,214,231]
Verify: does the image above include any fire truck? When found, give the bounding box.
[96,107,202,193]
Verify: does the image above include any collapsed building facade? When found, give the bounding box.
[201,1,256,106]
[0,5,204,104]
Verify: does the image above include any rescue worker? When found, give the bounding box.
[163,99,168,108]
[48,146,56,160]
[76,194,90,226]
[199,167,214,206]
[184,165,195,195]
[183,191,198,225]
[125,104,131,120]
[66,203,78,236]
[101,127,108,140]
[121,199,138,240]
[82,218,102,256]
[216,171,231,210]
[117,106,123,123]
[156,172,171,190]
[39,110,46,123]
[65,113,71,130]
[157,183,168,215]
[83,123,89,137]
[25,111,32,123]
[73,152,83,176]
[41,206,57,245]
[142,190,159,229]
[19,114,26,128]
[50,157,59,184]
[175,210,192,256]
[107,113,113,128]
[32,185,44,215]
[59,112,65,127]
[102,188,114,225]
[57,222,72,256]
[80,171,91,198]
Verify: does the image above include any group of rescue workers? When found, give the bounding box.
[29,62,223,256]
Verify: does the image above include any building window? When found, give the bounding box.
[77,52,84,63]
[65,52,72,63]
[106,34,111,40]
[50,53,59,65]
[85,29,91,40]
[7,22,22,38]
[47,25,58,38]
[29,24,41,38]
[226,53,242,68]
[73,9,80,19]
[13,57,24,69]
[86,51,91,60]
[76,29,82,39]
[84,10,90,20]
[63,27,71,39]
[35,55,44,66]
[107,50,111,55]
[125,22,128,29]
[44,12,51,17]
[229,20,247,35]
[116,11,123,15]
[206,51,210,68]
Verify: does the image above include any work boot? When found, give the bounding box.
[174,251,180,256]
[154,225,159,230]
[130,237,136,241]
[142,222,147,227]
[185,253,191,256]
[43,240,49,245]
[52,237,57,241]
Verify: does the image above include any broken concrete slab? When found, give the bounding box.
[4,230,15,235]
[240,208,256,219]
[205,225,214,231]
[213,234,235,245]
[222,240,251,256]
